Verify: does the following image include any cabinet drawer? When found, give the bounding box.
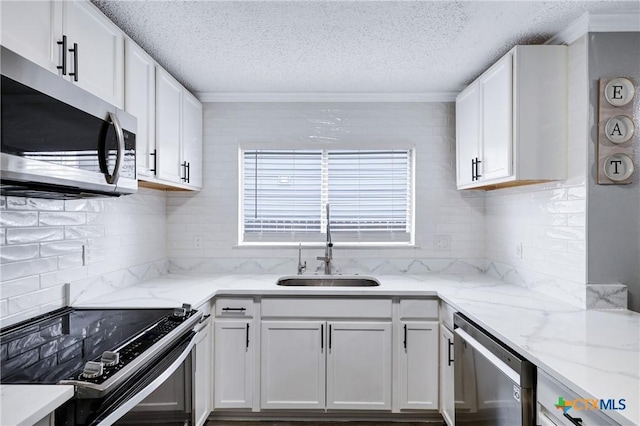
[214,298,254,317]
[261,298,392,319]
[399,299,438,319]
[440,301,456,330]
[537,369,617,425]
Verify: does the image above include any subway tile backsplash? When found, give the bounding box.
[0,188,168,327]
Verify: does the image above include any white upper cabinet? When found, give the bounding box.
[125,39,156,178]
[152,67,203,190]
[62,0,124,107]
[2,0,124,108]
[456,45,567,190]
[182,90,204,189]
[156,67,184,184]
[1,1,62,74]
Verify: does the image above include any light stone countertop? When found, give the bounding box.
[1,385,74,426]
[7,273,638,425]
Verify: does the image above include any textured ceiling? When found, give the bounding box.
[92,1,638,95]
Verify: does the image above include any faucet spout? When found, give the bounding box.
[317,203,333,275]
[297,242,306,275]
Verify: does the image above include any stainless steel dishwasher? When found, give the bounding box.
[454,313,535,426]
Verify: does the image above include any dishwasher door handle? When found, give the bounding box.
[454,327,520,384]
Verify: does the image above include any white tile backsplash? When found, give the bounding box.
[0,188,168,327]
[484,36,589,308]
[167,102,485,274]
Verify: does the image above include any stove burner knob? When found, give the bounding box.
[182,303,192,314]
[81,361,104,379]
[101,351,120,367]
[172,307,186,318]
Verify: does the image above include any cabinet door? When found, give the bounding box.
[480,53,513,182]
[213,320,253,409]
[1,0,62,74]
[260,321,325,409]
[455,83,481,187]
[326,322,392,410]
[62,0,124,107]
[125,39,156,178]
[182,90,203,189]
[398,321,438,410]
[156,67,183,184]
[440,325,455,426]
[193,322,211,426]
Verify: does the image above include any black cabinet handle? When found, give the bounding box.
[222,307,246,312]
[321,324,324,350]
[447,339,454,366]
[403,324,407,349]
[328,325,332,349]
[475,157,482,180]
[69,43,78,81]
[471,158,476,181]
[150,149,157,174]
[563,413,583,425]
[180,161,187,181]
[245,323,250,349]
[57,35,67,75]
[186,162,191,183]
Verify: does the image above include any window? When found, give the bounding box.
[241,149,413,245]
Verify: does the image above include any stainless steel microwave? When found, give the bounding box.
[1,46,137,199]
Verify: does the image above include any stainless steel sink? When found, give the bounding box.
[276,275,380,287]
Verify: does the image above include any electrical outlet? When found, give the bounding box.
[515,242,523,259]
[434,235,451,251]
[194,236,203,250]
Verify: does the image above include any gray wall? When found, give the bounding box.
[587,32,640,312]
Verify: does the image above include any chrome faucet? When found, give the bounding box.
[317,203,333,275]
[297,242,306,275]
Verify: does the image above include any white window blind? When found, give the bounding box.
[242,149,413,244]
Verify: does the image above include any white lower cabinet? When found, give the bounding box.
[260,320,392,411]
[439,324,455,425]
[327,321,392,410]
[193,317,212,426]
[398,321,438,410]
[260,321,325,409]
[213,320,254,409]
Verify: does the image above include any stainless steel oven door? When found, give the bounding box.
[454,314,534,426]
[104,331,197,426]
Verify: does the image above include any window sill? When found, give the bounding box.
[234,242,419,250]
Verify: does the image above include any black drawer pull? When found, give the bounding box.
[222,307,246,312]
[447,338,454,366]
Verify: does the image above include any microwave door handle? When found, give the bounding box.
[95,334,197,426]
[105,112,124,185]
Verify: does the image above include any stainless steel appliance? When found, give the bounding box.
[454,313,535,426]
[1,46,137,198]
[0,305,204,426]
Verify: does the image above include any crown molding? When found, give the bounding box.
[195,91,457,103]
[546,10,640,45]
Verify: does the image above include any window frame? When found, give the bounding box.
[237,145,416,248]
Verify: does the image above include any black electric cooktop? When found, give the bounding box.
[0,307,172,384]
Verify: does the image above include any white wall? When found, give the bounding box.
[484,36,589,308]
[167,102,486,275]
[0,188,168,327]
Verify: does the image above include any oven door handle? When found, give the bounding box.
[455,327,520,384]
[104,112,124,185]
[94,331,197,426]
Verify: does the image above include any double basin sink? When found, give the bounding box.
[276,275,380,287]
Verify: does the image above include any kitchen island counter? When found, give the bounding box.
[72,272,639,425]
